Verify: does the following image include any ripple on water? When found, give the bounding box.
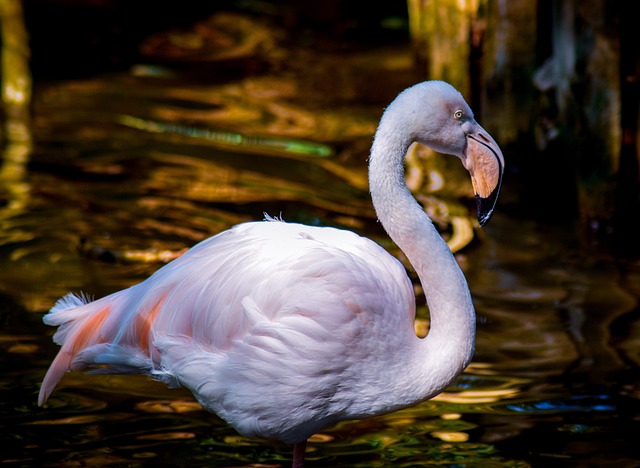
[500,394,617,414]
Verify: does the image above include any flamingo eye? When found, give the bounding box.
[454,110,464,120]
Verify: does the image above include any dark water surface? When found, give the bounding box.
[2,10,640,468]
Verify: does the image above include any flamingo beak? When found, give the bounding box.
[461,126,504,227]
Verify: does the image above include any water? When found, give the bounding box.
[2,8,640,468]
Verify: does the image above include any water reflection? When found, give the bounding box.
[1,6,640,468]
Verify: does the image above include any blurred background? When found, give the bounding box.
[1,0,639,466]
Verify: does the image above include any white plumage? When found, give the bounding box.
[40,81,504,467]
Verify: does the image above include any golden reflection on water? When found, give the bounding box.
[137,431,197,440]
[138,12,282,63]
[136,399,203,414]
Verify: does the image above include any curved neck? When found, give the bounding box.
[368,111,475,402]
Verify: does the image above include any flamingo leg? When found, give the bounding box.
[292,440,307,468]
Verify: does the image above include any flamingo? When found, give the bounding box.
[38,81,504,467]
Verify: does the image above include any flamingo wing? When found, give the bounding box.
[39,219,415,440]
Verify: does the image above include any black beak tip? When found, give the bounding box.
[475,186,501,227]
[477,208,493,227]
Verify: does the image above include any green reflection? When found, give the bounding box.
[118,114,334,158]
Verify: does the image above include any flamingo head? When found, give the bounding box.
[394,81,505,226]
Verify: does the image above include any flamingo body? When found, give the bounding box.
[40,81,504,464]
[40,220,418,442]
